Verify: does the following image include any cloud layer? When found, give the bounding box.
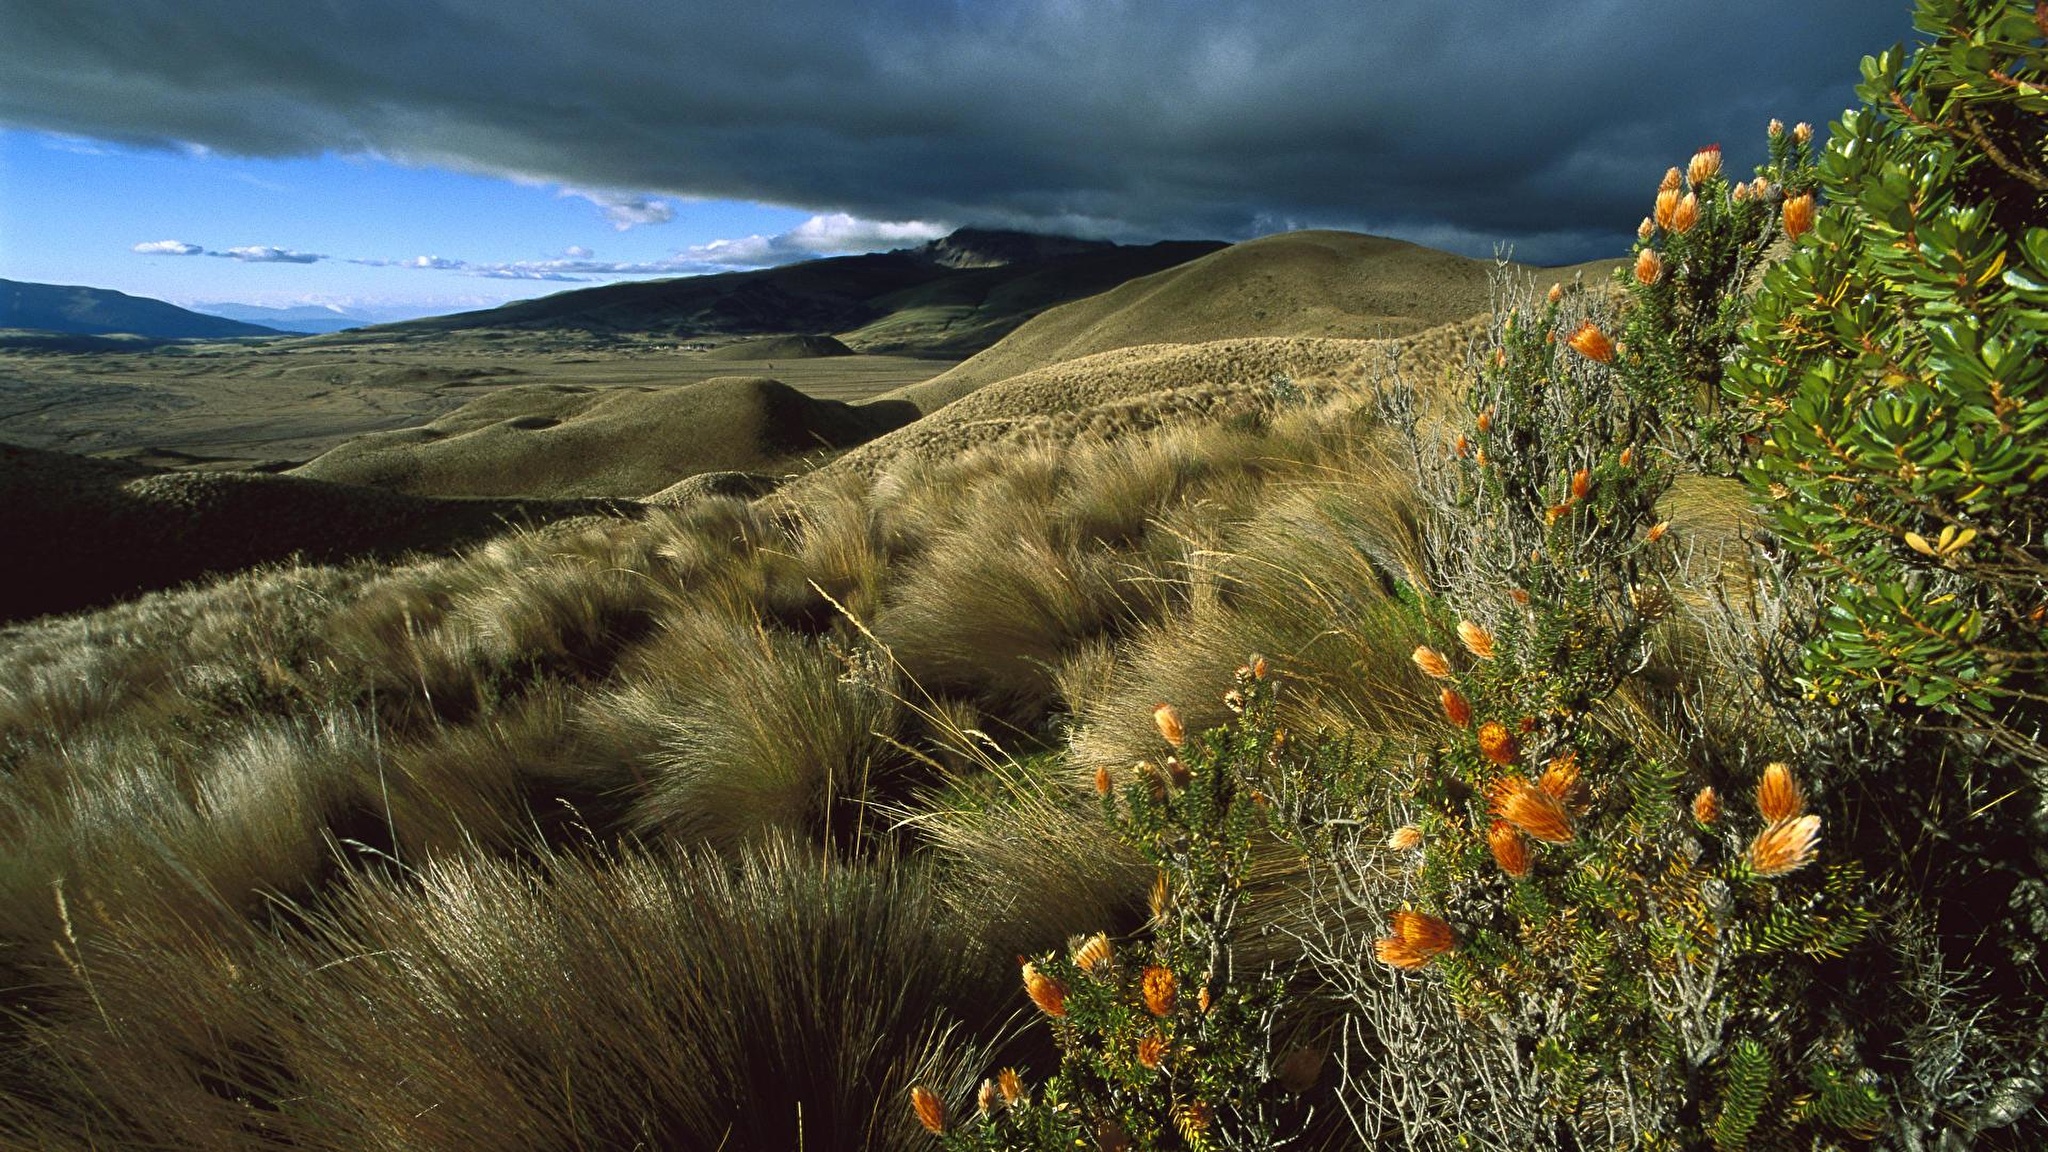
[50,1,1902,261]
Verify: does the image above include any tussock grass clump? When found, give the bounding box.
[598,609,907,849]
[4,838,1007,1152]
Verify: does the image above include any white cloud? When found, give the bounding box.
[410,255,463,269]
[677,213,949,270]
[133,239,204,255]
[563,188,675,231]
[221,245,322,263]
[564,245,593,258]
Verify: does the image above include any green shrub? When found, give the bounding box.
[1730,0,2047,759]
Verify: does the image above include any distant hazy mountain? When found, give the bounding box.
[350,229,1227,358]
[191,302,370,335]
[0,278,281,339]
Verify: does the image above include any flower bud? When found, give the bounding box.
[1783,193,1815,242]
[1792,121,1812,145]
[1566,321,1615,363]
[1638,216,1655,242]
[1634,247,1664,286]
[1687,144,1722,188]
[1655,188,1680,229]
[1768,117,1785,137]
[1672,192,1700,234]
[1659,166,1683,194]
[1152,703,1185,748]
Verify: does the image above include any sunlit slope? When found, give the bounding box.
[893,231,1623,412]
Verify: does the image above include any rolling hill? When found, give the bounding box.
[890,230,1626,411]
[341,229,1225,357]
[0,278,282,339]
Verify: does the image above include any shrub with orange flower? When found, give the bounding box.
[1491,776,1574,843]
[1412,645,1452,680]
[1440,686,1473,727]
[1749,813,1822,877]
[1634,247,1664,286]
[1457,620,1497,659]
[1141,965,1177,1016]
[1782,192,1815,241]
[1567,321,1615,363]
[1021,961,1066,1017]
[1756,762,1804,823]
[910,1085,947,1135]
[1488,819,1533,877]
[1477,721,1518,766]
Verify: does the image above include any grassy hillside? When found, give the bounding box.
[288,377,918,499]
[893,231,1624,410]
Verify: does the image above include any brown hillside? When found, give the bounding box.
[700,334,855,361]
[892,230,1621,412]
[290,376,918,499]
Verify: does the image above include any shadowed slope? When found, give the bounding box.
[0,443,618,622]
[290,377,918,499]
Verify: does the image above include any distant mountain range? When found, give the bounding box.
[189,302,373,335]
[345,229,1228,357]
[1,278,281,339]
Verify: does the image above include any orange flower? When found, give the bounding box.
[1733,181,1751,202]
[1571,468,1592,501]
[1440,686,1473,728]
[1476,407,1494,433]
[997,1068,1025,1106]
[977,1078,1000,1115]
[1141,965,1177,1016]
[1638,216,1655,242]
[1646,521,1670,543]
[1374,936,1431,969]
[1137,1032,1167,1071]
[1634,248,1664,286]
[1386,824,1424,851]
[1783,193,1815,241]
[1567,321,1615,363]
[1672,192,1700,234]
[1248,653,1269,679]
[1768,117,1785,137]
[1693,785,1721,825]
[1492,776,1575,844]
[1477,721,1518,767]
[1454,432,1471,458]
[1619,446,1636,469]
[910,1085,947,1135]
[1488,819,1533,878]
[1547,282,1564,305]
[1412,645,1453,680]
[1659,166,1683,193]
[1457,620,1497,659]
[1749,813,1822,877]
[1539,752,1581,804]
[1756,762,1804,823]
[1508,587,1531,606]
[1655,187,1681,229]
[1792,121,1813,145]
[1094,765,1112,796]
[1687,144,1722,187]
[1392,910,1455,957]
[1197,984,1212,1013]
[1546,503,1575,526]
[1072,931,1112,973]
[1153,703,1185,748]
[1021,961,1066,1017]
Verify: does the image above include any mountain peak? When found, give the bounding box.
[917,228,1115,269]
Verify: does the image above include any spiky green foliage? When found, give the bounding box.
[1730,0,2048,755]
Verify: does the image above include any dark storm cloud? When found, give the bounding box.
[3,0,1903,261]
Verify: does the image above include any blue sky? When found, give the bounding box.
[0,130,918,318]
[0,0,1904,320]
